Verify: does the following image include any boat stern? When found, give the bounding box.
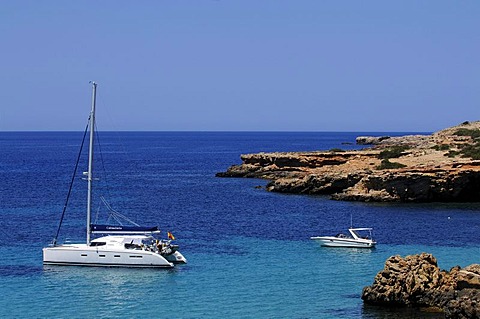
[164,251,187,264]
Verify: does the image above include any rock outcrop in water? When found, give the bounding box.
[216,121,480,202]
[362,253,480,318]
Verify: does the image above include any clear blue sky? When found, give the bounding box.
[1,1,479,132]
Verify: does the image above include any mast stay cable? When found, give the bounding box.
[52,121,89,246]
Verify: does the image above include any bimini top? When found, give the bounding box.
[348,227,374,239]
[90,224,160,234]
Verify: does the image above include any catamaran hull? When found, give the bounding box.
[310,237,376,248]
[43,245,174,268]
[164,251,187,264]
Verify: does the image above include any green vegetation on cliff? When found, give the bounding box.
[453,128,480,139]
[449,128,480,160]
[378,146,409,159]
[376,159,407,170]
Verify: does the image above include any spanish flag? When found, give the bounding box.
[167,231,175,240]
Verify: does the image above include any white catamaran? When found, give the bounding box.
[43,82,186,268]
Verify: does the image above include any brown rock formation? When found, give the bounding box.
[216,121,480,202]
[362,253,480,318]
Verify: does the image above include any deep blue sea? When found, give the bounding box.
[1,131,479,318]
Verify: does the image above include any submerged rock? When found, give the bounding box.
[362,253,480,318]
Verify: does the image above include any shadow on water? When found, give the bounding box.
[362,304,445,319]
[42,264,180,279]
[0,265,43,278]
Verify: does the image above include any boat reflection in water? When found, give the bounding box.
[311,227,376,248]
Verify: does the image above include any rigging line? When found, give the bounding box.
[93,105,144,228]
[106,214,116,225]
[52,120,90,246]
[111,214,124,226]
[94,121,115,210]
[100,196,140,226]
[0,224,11,240]
[96,92,130,171]
[94,201,102,224]
[94,125,131,226]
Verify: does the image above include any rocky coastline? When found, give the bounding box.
[362,253,480,318]
[216,121,480,202]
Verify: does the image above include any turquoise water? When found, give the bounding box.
[2,240,478,318]
[0,132,479,318]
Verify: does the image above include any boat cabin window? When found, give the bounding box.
[125,243,142,250]
[352,229,372,239]
[90,242,106,247]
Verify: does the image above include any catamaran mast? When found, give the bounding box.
[86,81,97,245]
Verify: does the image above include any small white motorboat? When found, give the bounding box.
[310,227,376,248]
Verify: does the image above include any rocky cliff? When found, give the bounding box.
[362,253,480,318]
[216,121,480,202]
